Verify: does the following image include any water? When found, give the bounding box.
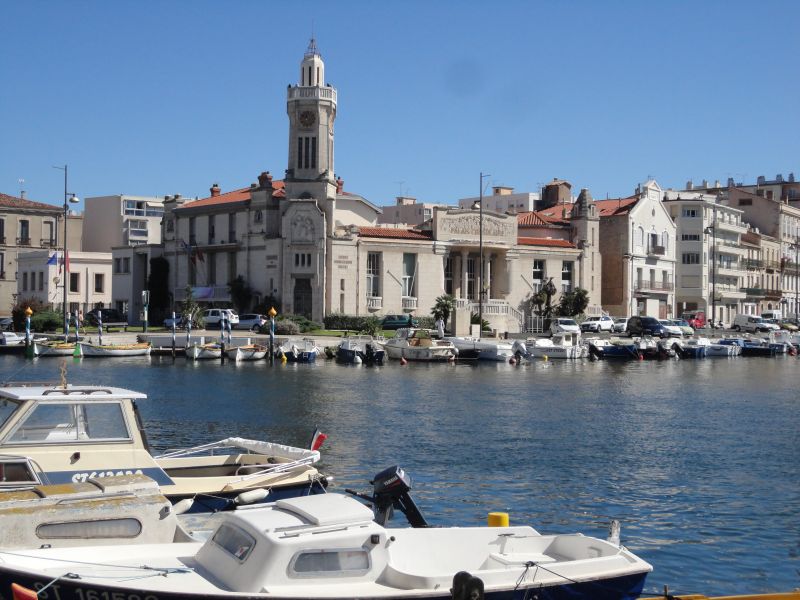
[1,354,798,595]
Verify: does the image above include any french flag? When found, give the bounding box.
[309,429,328,451]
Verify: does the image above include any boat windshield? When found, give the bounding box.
[0,398,22,431]
[7,401,131,444]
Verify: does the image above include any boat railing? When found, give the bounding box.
[41,388,115,396]
[231,455,319,482]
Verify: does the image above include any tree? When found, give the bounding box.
[179,285,203,326]
[557,288,589,317]
[431,294,456,326]
[228,276,254,314]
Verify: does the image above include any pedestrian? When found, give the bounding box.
[407,312,414,327]
[435,316,445,338]
[77,310,84,331]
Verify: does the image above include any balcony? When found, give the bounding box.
[401,296,418,311]
[16,237,31,246]
[40,238,57,248]
[742,258,764,270]
[740,287,765,298]
[765,289,783,300]
[287,86,337,103]
[366,296,382,311]
[635,281,674,293]
[647,245,666,256]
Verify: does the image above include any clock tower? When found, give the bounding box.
[286,38,337,187]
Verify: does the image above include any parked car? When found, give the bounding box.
[612,317,628,333]
[237,313,268,331]
[659,319,683,338]
[163,314,199,330]
[0,317,13,331]
[779,319,799,332]
[550,318,581,335]
[86,308,127,325]
[670,319,695,336]
[381,314,419,330]
[681,310,706,330]
[580,315,614,333]
[202,308,240,329]
[626,316,667,338]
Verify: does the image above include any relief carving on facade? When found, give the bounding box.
[437,213,516,242]
[291,214,316,243]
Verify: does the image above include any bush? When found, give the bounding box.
[323,313,372,331]
[274,319,300,335]
[30,311,63,333]
[11,297,48,331]
[417,316,435,329]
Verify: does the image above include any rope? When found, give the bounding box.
[0,550,194,576]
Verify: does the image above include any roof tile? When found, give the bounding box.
[0,193,62,212]
[358,227,431,240]
[517,237,575,248]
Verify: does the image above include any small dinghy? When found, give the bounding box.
[0,491,652,600]
[32,340,77,357]
[226,343,268,361]
[188,342,223,360]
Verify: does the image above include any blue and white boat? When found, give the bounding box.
[336,335,386,364]
[0,492,652,600]
[278,338,321,362]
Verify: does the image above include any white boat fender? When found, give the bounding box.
[235,488,269,505]
[353,355,362,364]
[172,498,194,515]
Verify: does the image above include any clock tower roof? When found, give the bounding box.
[299,37,325,87]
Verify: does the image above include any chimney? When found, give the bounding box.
[258,171,273,188]
[336,177,344,194]
[776,173,784,182]
[210,183,221,197]
[701,179,708,188]
[757,175,766,185]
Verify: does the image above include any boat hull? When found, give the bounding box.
[336,347,385,364]
[0,566,648,600]
[385,345,455,361]
[78,343,151,357]
[32,342,77,357]
[188,345,222,360]
[226,346,267,361]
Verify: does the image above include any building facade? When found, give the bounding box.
[376,197,446,226]
[0,193,83,315]
[82,194,165,251]
[457,186,541,214]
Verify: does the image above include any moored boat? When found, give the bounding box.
[32,340,78,356]
[0,384,326,512]
[336,335,385,364]
[384,328,457,362]
[77,341,151,357]
[226,343,268,361]
[524,331,585,359]
[0,492,652,600]
[188,342,223,360]
[445,336,515,362]
[277,338,321,362]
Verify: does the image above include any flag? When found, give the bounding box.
[309,429,328,451]
[195,246,205,262]
[64,250,70,273]
[46,253,58,266]
[11,584,38,600]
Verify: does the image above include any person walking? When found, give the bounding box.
[435,316,445,338]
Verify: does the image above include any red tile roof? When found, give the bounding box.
[594,197,638,217]
[517,237,575,248]
[517,212,549,226]
[358,227,431,240]
[181,180,286,209]
[0,193,61,212]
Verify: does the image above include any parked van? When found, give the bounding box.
[732,314,779,333]
[681,310,706,329]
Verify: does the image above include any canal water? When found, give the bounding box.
[0,354,798,595]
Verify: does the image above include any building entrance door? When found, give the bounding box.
[293,278,313,318]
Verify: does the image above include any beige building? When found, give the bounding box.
[0,192,83,315]
[740,230,783,315]
[16,250,112,315]
[597,180,677,318]
[376,197,446,226]
[82,194,165,251]
[111,244,163,321]
[457,186,541,214]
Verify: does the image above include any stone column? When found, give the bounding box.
[485,253,494,301]
[460,250,469,299]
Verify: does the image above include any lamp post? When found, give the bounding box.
[53,165,80,338]
[704,199,718,328]
[795,235,799,326]
[477,172,490,338]
[623,252,634,316]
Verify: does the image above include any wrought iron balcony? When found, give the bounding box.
[16,237,31,246]
[40,238,57,248]
[647,245,666,256]
[742,258,764,270]
[635,281,674,292]
[740,287,765,297]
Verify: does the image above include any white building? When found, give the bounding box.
[17,250,112,314]
[376,197,447,226]
[458,186,540,213]
[82,194,165,251]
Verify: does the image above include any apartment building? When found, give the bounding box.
[0,192,83,315]
[82,194,165,251]
[376,197,445,226]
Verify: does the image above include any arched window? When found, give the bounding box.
[662,230,669,252]
[637,226,645,248]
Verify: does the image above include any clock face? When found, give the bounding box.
[299,111,316,127]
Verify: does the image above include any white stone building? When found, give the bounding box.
[82,194,165,251]
[376,197,447,226]
[458,186,541,214]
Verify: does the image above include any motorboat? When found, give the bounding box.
[0,492,652,600]
[718,337,776,357]
[336,335,385,364]
[445,336,515,362]
[226,343,268,361]
[671,338,707,359]
[0,384,326,512]
[383,328,456,362]
[32,340,78,357]
[188,342,223,360]
[77,341,152,357]
[277,338,321,362]
[524,331,585,359]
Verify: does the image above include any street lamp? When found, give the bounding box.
[53,165,80,338]
[623,252,634,316]
[704,198,718,328]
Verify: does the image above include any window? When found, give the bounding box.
[532,260,544,291]
[228,213,236,241]
[127,220,147,238]
[366,252,381,297]
[122,257,130,273]
[0,218,4,243]
[44,221,54,245]
[211,523,256,562]
[0,252,5,277]
[561,261,573,293]
[208,253,216,284]
[189,217,196,245]
[19,220,30,244]
[402,253,416,297]
[38,272,43,291]
[69,272,79,293]
[208,215,216,243]
[166,218,174,232]
[228,252,237,281]
[682,253,701,264]
[94,273,104,293]
[466,258,476,300]
[444,256,453,295]
[291,550,370,577]
[254,211,263,223]
[37,518,142,540]
[22,272,28,291]
[114,258,121,273]
[682,233,700,241]
[682,208,698,218]
[9,402,129,443]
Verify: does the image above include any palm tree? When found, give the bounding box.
[431,294,456,328]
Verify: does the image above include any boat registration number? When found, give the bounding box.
[35,583,159,600]
[71,469,144,483]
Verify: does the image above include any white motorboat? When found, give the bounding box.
[384,328,456,361]
[77,341,151,357]
[32,340,78,356]
[188,342,223,360]
[0,492,652,600]
[0,384,325,512]
[524,331,585,359]
[226,343,268,361]
[277,338,321,362]
[445,336,515,361]
[686,336,741,357]
[336,335,386,364]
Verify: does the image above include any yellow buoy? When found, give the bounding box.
[281,355,287,363]
[543,354,549,361]
[487,512,509,527]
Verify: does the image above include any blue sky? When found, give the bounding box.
[2,1,797,209]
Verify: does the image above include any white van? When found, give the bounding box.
[732,314,778,333]
[760,310,782,321]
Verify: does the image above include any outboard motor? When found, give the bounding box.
[346,466,430,528]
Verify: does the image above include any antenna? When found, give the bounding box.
[393,180,406,197]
